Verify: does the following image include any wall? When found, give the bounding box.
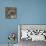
[0,0,46,44]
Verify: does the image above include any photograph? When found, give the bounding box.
[5,7,16,19]
[18,24,46,46]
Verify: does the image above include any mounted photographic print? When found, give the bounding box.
[5,7,16,19]
[18,24,46,41]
